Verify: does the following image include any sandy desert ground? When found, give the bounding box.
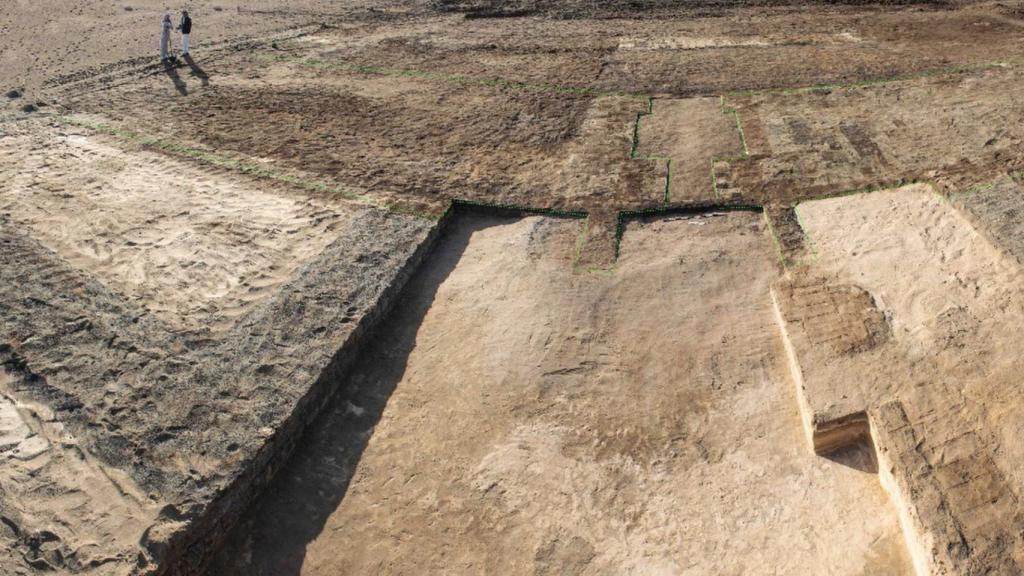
[4,0,1024,575]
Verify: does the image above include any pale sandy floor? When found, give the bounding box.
[0,0,386,91]
[0,122,353,331]
[214,213,911,576]
[798,185,1024,513]
[798,185,1024,365]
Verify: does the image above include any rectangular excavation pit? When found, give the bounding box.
[207,211,912,576]
[793,185,1024,575]
[770,279,887,455]
[11,7,1024,576]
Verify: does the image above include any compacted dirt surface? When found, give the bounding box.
[4,0,1024,574]
[209,214,911,575]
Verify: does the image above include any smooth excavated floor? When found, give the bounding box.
[210,213,911,576]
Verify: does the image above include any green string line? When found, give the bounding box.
[629,97,673,203]
[711,96,752,200]
[762,209,792,269]
[61,48,1022,273]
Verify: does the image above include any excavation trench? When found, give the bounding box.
[207,211,910,576]
[775,186,1024,575]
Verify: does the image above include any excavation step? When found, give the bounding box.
[870,401,967,576]
[791,188,1024,576]
[764,205,811,267]
[770,277,889,454]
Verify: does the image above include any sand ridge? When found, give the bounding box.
[0,368,163,574]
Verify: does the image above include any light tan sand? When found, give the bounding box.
[0,0,388,93]
[217,213,911,575]
[794,185,1024,572]
[4,2,1024,573]
[0,368,162,574]
[798,185,1024,363]
[0,122,354,331]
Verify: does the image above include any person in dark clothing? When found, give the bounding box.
[178,10,192,56]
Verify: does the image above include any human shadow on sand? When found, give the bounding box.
[205,215,509,576]
[183,54,210,87]
[163,59,187,95]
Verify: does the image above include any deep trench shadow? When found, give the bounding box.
[205,215,517,576]
[183,54,210,87]
[824,436,879,474]
[163,59,188,95]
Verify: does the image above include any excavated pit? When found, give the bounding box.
[774,186,1024,575]
[208,212,911,575]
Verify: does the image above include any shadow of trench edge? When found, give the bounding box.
[194,202,786,575]
[162,206,575,575]
[157,201,778,574]
[198,200,911,575]
[203,212,517,576]
[18,24,1024,575]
